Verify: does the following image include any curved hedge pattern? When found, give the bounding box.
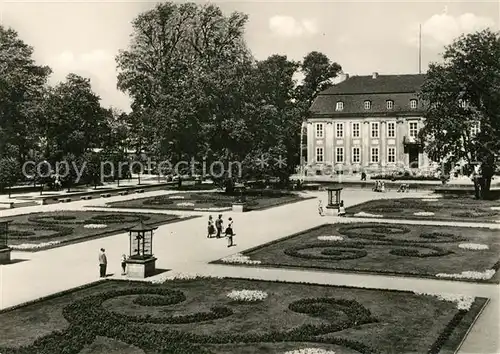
[0,287,379,354]
[285,243,368,261]
[8,223,73,240]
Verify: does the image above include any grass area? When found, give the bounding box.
[1,211,187,251]
[346,195,500,222]
[107,190,309,212]
[214,223,500,283]
[0,277,487,354]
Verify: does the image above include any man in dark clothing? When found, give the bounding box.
[99,248,107,277]
[215,214,223,238]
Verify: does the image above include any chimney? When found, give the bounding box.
[372,72,378,79]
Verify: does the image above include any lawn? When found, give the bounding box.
[0,277,487,354]
[346,195,500,223]
[107,190,309,212]
[214,223,500,283]
[1,211,188,251]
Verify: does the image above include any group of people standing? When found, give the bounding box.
[98,248,128,278]
[208,214,235,247]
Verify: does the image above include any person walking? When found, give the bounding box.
[215,214,223,238]
[207,215,215,238]
[99,248,107,278]
[121,254,127,275]
[318,200,324,216]
[225,217,234,247]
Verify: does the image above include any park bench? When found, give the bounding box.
[58,198,72,203]
[100,193,112,198]
[118,191,129,196]
[80,196,92,200]
[0,201,14,209]
[135,189,144,193]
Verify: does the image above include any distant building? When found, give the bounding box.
[305,72,431,176]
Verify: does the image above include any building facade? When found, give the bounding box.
[305,73,431,176]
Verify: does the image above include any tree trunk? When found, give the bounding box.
[138,173,141,185]
[472,177,481,199]
[225,178,235,194]
[479,176,492,200]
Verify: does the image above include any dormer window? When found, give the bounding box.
[410,99,418,109]
[458,99,468,108]
[336,101,344,111]
[386,100,394,110]
[364,100,371,110]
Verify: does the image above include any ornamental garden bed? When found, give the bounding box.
[0,277,488,354]
[345,196,500,223]
[0,211,186,252]
[107,190,309,212]
[213,223,500,283]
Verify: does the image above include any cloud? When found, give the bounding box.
[269,15,318,37]
[407,12,495,49]
[48,49,131,112]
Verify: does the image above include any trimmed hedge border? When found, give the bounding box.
[8,223,73,240]
[284,243,368,261]
[0,277,487,354]
[389,245,453,258]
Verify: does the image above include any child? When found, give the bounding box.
[121,254,127,275]
[225,217,234,247]
[207,215,215,238]
[381,181,386,193]
[338,200,346,217]
[318,200,324,216]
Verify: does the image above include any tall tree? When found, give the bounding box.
[0,26,51,159]
[296,51,342,112]
[42,74,106,159]
[419,29,500,199]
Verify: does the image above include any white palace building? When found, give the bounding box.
[304,72,434,176]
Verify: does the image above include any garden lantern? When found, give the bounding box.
[326,186,343,214]
[0,220,12,264]
[125,220,158,278]
[232,183,247,212]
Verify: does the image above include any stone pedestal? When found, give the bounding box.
[126,257,157,279]
[232,202,247,212]
[325,206,338,216]
[0,247,12,264]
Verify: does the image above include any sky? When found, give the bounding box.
[1,0,499,113]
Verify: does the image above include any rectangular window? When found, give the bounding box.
[371,122,379,138]
[387,122,395,138]
[409,121,418,138]
[352,147,360,163]
[316,147,324,162]
[410,99,418,109]
[386,100,394,109]
[336,123,344,138]
[336,102,344,111]
[387,147,396,163]
[371,147,379,163]
[364,101,371,110]
[315,123,324,138]
[352,122,360,138]
[336,147,344,163]
[471,121,480,136]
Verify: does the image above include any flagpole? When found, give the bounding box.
[418,24,422,74]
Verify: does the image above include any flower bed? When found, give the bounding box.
[317,236,343,241]
[436,269,495,280]
[107,190,308,212]
[213,223,500,283]
[83,224,107,229]
[1,211,183,251]
[227,289,268,302]
[284,349,337,354]
[221,253,261,265]
[346,197,500,223]
[0,278,487,354]
[458,243,489,250]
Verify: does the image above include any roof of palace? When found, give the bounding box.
[310,74,426,117]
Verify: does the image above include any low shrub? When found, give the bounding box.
[91,214,150,224]
[28,214,87,225]
[285,243,368,260]
[7,223,73,240]
[389,245,453,258]
[132,291,186,306]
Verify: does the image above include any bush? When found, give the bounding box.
[285,243,368,260]
[389,245,453,258]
